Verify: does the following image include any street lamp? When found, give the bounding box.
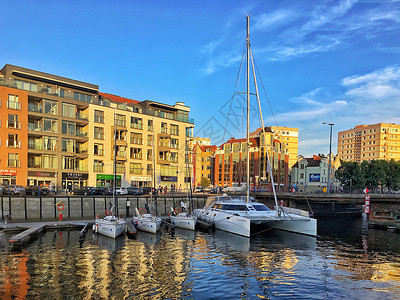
[323,122,335,193]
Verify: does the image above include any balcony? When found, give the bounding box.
[76,112,88,121]
[7,159,21,168]
[76,130,88,138]
[7,121,21,129]
[28,123,42,132]
[7,140,21,148]
[28,142,43,151]
[28,102,42,113]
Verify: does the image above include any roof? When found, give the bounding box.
[220,137,259,148]
[99,92,140,105]
[199,145,217,152]
[292,157,322,168]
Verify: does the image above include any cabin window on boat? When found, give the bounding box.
[215,204,249,211]
[251,204,271,211]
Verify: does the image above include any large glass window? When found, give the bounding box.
[94,160,104,172]
[43,118,58,133]
[43,155,57,168]
[44,99,58,115]
[147,120,153,131]
[62,156,75,170]
[62,103,76,118]
[44,136,57,151]
[170,124,179,135]
[130,163,142,174]
[62,138,75,152]
[62,121,76,135]
[7,134,20,148]
[161,122,167,134]
[115,114,126,127]
[130,148,142,159]
[130,132,142,145]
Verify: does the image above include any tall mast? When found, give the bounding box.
[152,119,157,215]
[113,107,117,216]
[246,14,250,202]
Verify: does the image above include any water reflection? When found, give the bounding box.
[0,220,399,299]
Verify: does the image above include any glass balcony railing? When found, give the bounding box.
[28,123,42,132]
[28,142,43,150]
[28,103,43,113]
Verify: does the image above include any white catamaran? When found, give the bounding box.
[94,108,126,239]
[193,15,317,238]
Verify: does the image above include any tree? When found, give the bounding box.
[385,159,400,191]
[336,161,365,188]
[318,153,326,158]
[200,177,211,188]
[362,160,386,192]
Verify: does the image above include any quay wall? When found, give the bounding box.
[1,193,399,222]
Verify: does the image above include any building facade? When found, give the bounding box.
[193,143,217,187]
[213,129,289,191]
[0,64,194,190]
[290,155,341,192]
[338,123,400,163]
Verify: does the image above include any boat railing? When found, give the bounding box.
[279,206,310,217]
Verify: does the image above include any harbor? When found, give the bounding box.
[0,216,399,299]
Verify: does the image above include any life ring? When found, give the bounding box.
[105,209,111,216]
[139,208,146,215]
[174,207,181,214]
[57,203,64,211]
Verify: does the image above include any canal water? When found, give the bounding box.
[1,217,399,299]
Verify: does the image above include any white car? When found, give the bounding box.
[114,187,128,195]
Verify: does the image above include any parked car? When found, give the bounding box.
[141,187,152,194]
[114,187,128,195]
[127,187,143,195]
[71,187,94,196]
[194,186,204,193]
[25,186,49,196]
[204,186,212,192]
[93,187,112,195]
[3,185,25,195]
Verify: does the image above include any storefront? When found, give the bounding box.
[130,176,152,187]
[27,171,56,187]
[62,172,88,191]
[96,174,121,188]
[0,169,17,185]
[161,175,177,189]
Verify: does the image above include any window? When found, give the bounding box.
[130,148,142,159]
[115,114,126,127]
[7,114,21,129]
[160,165,178,176]
[171,138,179,149]
[147,135,153,146]
[300,164,304,169]
[170,124,179,135]
[62,156,75,170]
[131,117,142,129]
[94,110,104,123]
[171,152,178,162]
[115,145,126,157]
[62,103,76,118]
[94,127,104,139]
[43,155,57,168]
[8,153,20,168]
[130,132,142,145]
[147,120,153,131]
[147,164,152,175]
[130,163,142,174]
[147,149,152,160]
[161,122,167,134]
[62,121,76,135]
[43,118,58,133]
[159,137,169,147]
[7,134,20,148]
[8,95,21,110]
[73,92,92,103]
[94,143,104,156]
[116,162,125,173]
[43,99,58,115]
[62,138,75,152]
[94,160,104,172]
[44,136,57,151]
[14,80,37,92]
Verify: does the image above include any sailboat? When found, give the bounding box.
[169,133,197,230]
[169,201,197,231]
[94,108,127,239]
[132,118,162,234]
[192,15,317,238]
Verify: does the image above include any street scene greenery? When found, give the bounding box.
[336,159,400,192]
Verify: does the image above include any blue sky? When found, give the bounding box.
[1,0,400,157]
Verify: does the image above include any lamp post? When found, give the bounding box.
[323,122,335,193]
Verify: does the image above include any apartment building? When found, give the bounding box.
[0,64,194,189]
[250,126,298,168]
[213,129,289,191]
[193,143,217,187]
[338,123,400,163]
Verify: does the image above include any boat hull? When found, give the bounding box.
[133,215,162,234]
[170,214,197,231]
[95,218,126,239]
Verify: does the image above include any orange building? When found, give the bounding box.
[0,85,28,185]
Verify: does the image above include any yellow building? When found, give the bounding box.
[88,93,194,189]
[338,123,400,163]
[193,143,217,187]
